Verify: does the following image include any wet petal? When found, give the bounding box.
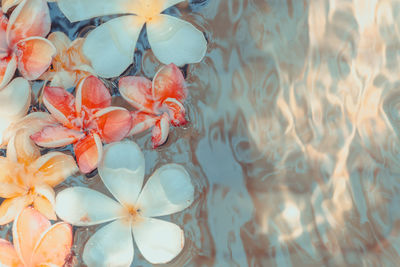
[55,187,124,226]
[119,76,156,113]
[99,141,145,207]
[33,196,56,221]
[129,111,158,136]
[160,0,186,12]
[0,239,23,266]
[0,55,17,90]
[31,223,73,266]
[83,15,144,78]
[32,152,78,187]
[15,37,56,80]
[133,217,184,264]
[151,113,170,148]
[7,0,51,45]
[0,158,26,198]
[13,207,51,265]
[73,133,102,173]
[153,64,186,102]
[7,128,40,165]
[2,0,23,13]
[47,31,70,52]
[75,76,111,113]
[0,195,31,225]
[163,98,187,126]
[147,14,207,66]
[136,164,194,217]
[83,219,133,267]
[95,107,132,143]
[49,71,76,89]
[31,125,84,148]
[57,0,135,22]
[42,86,76,126]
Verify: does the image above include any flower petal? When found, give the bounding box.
[99,141,145,207]
[55,187,124,226]
[94,107,132,143]
[31,125,85,148]
[75,75,111,113]
[133,217,184,264]
[49,71,76,89]
[0,158,26,198]
[7,128,40,165]
[119,76,156,113]
[129,111,158,136]
[13,207,51,265]
[83,15,144,78]
[0,195,31,225]
[0,239,22,266]
[57,0,135,22]
[31,222,73,266]
[47,31,70,52]
[15,37,56,80]
[152,64,186,103]
[7,0,51,45]
[32,152,78,187]
[0,55,17,90]
[136,164,194,217]
[147,14,207,66]
[83,219,133,267]
[159,0,186,12]
[151,113,170,148]
[42,86,76,126]
[33,196,56,221]
[163,98,187,126]
[1,0,23,13]
[73,133,102,173]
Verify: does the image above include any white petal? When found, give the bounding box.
[133,217,184,264]
[136,164,194,217]
[161,0,186,12]
[147,14,207,66]
[99,141,145,207]
[55,187,124,226]
[83,219,134,267]
[57,0,135,22]
[83,15,144,78]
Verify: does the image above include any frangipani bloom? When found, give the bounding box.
[1,0,56,13]
[0,78,30,144]
[57,0,207,78]
[56,140,194,266]
[0,129,78,224]
[31,76,132,173]
[41,31,95,89]
[0,0,56,89]
[0,207,73,267]
[120,64,187,147]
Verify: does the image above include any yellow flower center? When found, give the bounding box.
[136,0,163,23]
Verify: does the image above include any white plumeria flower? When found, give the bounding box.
[0,78,30,144]
[57,0,207,78]
[55,140,195,266]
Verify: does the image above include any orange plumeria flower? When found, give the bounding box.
[0,0,56,89]
[0,129,77,225]
[40,31,95,89]
[0,207,73,267]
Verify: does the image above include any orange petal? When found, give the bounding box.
[31,222,73,266]
[0,158,26,198]
[152,64,187,103]
[94,107,131,143]
[119,76,156,113]
[75,76,111,113]
[0,239,23,267]
[163,98,187,127]
[33,196,56,221]
[15,37,56,80]
[47,31,70,53]
[12,207,51,265]
[7,129,40,165]
[73,133,102,173]
[151,113,170,148]
[32,151,78,187]
[129,111,158,136]
[42,86,77,126]
[31,125,85,148]
[0,54,17,90]
[0,195,31,225]
[7,0,51,45]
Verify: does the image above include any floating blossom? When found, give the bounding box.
[0,0,56,89]
[0,129,77,224]
[1,0,56,13]
[56,140,194,266]
[0,78,31,144]
[57,0,207,78]
[40,31,95,89]
[0,207,73,266]
[31,76,132,173]
[120,64,187,147]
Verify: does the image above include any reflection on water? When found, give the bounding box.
[2,0,400,266]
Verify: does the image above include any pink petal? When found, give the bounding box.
[73,133,102,173]
[0,239,22,266]
[75,75,111,114]
[42,86,77,127]
[151,113,170,148]
[0,55,17,90]
[153,64,187,104]
[31,125,84,148]
[119,76,156,113]
[163,98,187,127]
[129,111,159,136]
[95,107,132,143]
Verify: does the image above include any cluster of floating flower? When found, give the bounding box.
[0,0,206,266]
